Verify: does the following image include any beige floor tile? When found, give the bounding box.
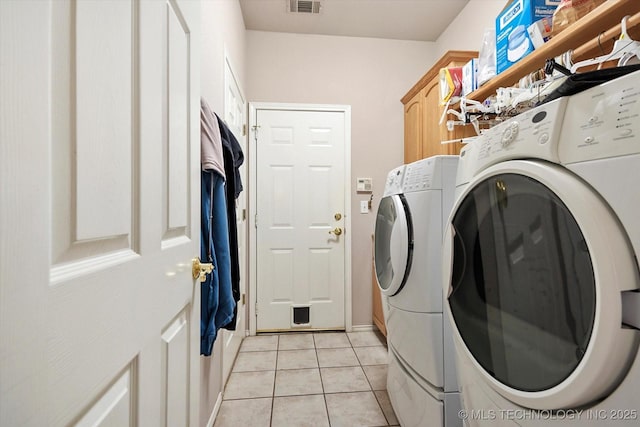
[232,351,277,372]
[274,368,323,396]
[347,331,386,347]
[320,366,371,393]
[217,332,395,427]
[354,346,388,366]
[325,391,387,427]
[271,394,330,427]
[278,333,315,350]
[374,390,398,425]
[313,332,351,348]
[223,370,275,400]
[213,398,272,427]
[317,347,359,367]
[240,335,279,352]
[363,365,388,390]
[277,349,318,370]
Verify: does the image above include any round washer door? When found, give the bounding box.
[374,194,413,296]
[443,160,639,410]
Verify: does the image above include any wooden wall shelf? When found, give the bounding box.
[469,0,640,102]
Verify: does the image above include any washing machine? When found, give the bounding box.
[375,155,462,427]
[442,70,640,426]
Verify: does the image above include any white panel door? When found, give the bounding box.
[0,1,200,426]
[221,57,247,383]
[255,109,347,331]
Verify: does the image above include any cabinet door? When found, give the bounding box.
[422,79,442,158]
[403,91,422,164]
[403,51,478,161]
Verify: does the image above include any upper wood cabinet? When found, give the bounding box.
[402,50,477,163]
[403,89,423,164]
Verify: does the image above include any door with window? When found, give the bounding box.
[1,1,201,425]
[250,105,351,332]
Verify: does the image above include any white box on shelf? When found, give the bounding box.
[462,59,478,96]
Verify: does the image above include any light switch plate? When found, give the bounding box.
[360,200,369,214]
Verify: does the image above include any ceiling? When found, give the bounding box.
[239,0,470,42]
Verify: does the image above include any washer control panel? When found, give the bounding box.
[471,97,568,175]
[559,69,640,164]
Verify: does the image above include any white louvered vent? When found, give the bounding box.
[288,0,322,14]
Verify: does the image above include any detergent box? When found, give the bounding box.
[496,0,560,74]
[462,59,478,97]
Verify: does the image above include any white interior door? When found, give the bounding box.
[253,107,350,332]
[221,56,247,383]
[0,1,201,425]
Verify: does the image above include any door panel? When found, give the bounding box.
[75,0,133,241]
[256,109,346,331]
[50,0,136,274]
[74,369,134,427]
[221,57,247,384]
[167,0,189,233]
[0,0,200,425]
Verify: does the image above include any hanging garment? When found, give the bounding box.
[199,98,235,356]
[215,114,244,330]
[200,170,235,356]
[215,113,244,198]
[200,98,225,177]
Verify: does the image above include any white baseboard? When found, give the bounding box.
[351,324,375,332]
[206,392,223,427]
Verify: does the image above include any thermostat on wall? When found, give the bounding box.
[357,177,372,192]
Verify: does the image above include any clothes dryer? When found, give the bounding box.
[443,70,640,426]
[375,155,461,427]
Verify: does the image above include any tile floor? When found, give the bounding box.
[213,330,399,427]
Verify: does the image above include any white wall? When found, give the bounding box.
[247,30,436,326]
[201,0,246,112]
[435,0,507,57]
[200,1,246,426]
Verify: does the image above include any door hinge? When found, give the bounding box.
[242,124,247,136]
[242,208,247,221]
[255,301,258,315]
[254,213,258,228]
[241,293,246,305]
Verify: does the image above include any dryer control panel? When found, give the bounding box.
[560,69,640,164]
[383,165,406,197]
[403,155,458,193]
[471,97,568,176]
[404,158,436,192]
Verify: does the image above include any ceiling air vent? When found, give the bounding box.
[288,0,322,14]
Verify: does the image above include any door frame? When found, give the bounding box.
[248,102,352,335]
[220,48,247,383]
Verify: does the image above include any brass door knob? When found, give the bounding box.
[334,213,342,221]
[329,227,343,236]
[192,258,214,282]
